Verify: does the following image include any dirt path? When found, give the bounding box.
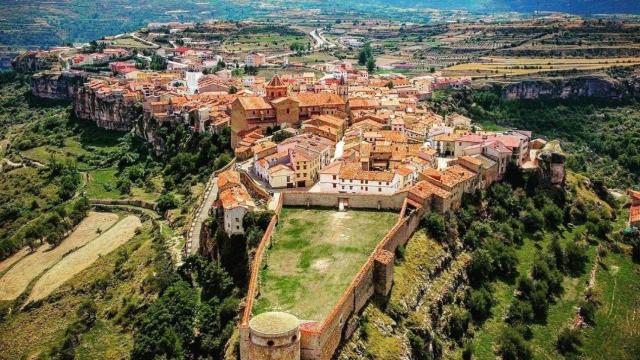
[0,212,118,301]
[26,215,141,303]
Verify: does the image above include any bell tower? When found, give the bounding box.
[266,74,288,99]
[337,74,349,102]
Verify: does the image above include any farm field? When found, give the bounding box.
[0,223,158,360]
[442,56,640,77]
[253,207,398,321]
[111,36,156,49]
[86,168,162,201]
[27,214,141,303]
[0,211,119,301]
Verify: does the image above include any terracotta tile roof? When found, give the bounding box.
[395,166,413,176]
[630,189,640,204]
[460,155,482,166]
[236,96,273,110]
[409,180,452,200]
[218,186,255,210]
[434,133,458,142]
[440,165,477,187]
[252,141,277,153]
[267,74,286,88]
[339,162,395,182]
[630,205,640,225]
[320,161,343,175]
[217,170,241,189]
[290,92,345,107]
[349,97,379,108]
[269,164,294,174]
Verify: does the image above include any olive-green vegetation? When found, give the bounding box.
[0,73,233,260]
[0,222,165,359]
[253,208,398,321]
[340,167,637,360]
[463,91,640,188]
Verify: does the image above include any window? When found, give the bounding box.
[303,173,307,177]
[235,218,240,223]
[236,226,240,230]
[333,184,337,188]
[350,186,353,190]
[332,175,337,180]
[378,188,382,192]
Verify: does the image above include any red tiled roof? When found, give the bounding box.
[630,205,640,225]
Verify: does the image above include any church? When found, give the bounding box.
[230,75,349,148]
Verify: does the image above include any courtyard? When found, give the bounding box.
[253,207,398,321]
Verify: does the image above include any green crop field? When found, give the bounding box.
[253,207,398,321]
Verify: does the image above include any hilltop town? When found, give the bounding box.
[2,13,640,360]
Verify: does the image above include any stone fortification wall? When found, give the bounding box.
[282,191,407,211]
[239,194,284,359]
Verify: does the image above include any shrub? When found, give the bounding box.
[468,286,494,322]
[497,327,532,360]
[423,212,447,242]
[556,327,582,355]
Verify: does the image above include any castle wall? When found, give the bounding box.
[282,191,406,211]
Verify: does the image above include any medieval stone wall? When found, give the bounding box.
[282,191,407,211]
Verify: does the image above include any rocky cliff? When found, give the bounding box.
[74,85,142,131]
[501,75,640,101]
[12,51,59,73]
[30,71,87,101]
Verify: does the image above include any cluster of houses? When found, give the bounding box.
[630,189,640,229]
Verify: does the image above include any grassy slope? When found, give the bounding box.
[0,223,158,359]
[581,251,640,359]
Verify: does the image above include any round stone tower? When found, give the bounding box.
[246,311,301,360]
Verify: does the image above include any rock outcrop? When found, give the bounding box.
[12,51,58,73]
[74,84,143,131]
[502,76,627,101]
[30,71,87,101]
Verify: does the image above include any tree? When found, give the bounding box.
[522,208,544,233]
[497,327,532,360]
[447,307,470,341]
[271,130,293,143]
[157,193,179,213]
[468,286,494,322]
[228,85,238,94]
[423,212,446,242]
[468,249,495,287]
[565,241,588,275]
[556,327,582,355]
[542,203,564,229]
[149,54,167,71]
[506,300,534,325]
[366,58,376,73]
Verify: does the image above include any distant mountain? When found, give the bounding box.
[373,0,640,14]
[0,0,638,48]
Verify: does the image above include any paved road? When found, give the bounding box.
[186,175,219,255]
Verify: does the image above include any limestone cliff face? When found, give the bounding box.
[12,52,58,73]
[502,76,628,101]
[74,85,142,131]
[30,71,87,101]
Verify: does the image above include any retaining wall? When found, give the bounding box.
[282,191,407,210]
[90,198,158,211]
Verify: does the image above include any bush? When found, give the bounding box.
[556,327,582,355]
[506,300,534,325]
[522,209,545,233]
[565,241,588,275]
[157,193,179,213]
[423,212,447,242]
[579,300,597,325]
[543,203,564,229]
[497,327,532,360]
[468,286,494,322]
